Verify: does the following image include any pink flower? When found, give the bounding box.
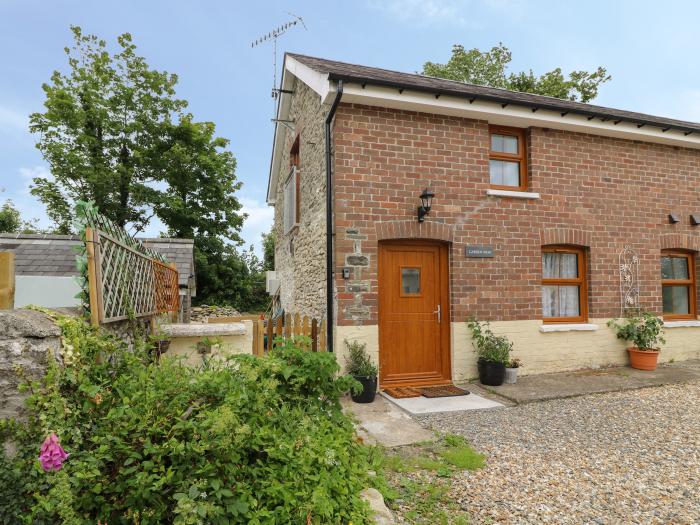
[38,433,69,472]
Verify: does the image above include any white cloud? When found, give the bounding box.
[0,105,30,135]
[240,197,274,256]
[365,0,524,28]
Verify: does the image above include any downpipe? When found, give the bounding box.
[325,80,343,353]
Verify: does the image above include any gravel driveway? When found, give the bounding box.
[415,382,700,524]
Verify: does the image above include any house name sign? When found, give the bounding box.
[465,245,494,258]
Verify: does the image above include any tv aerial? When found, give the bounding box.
[251,11,307,118]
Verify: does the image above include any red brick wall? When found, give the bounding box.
[332,103,700,326]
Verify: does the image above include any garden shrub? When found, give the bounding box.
[0,314,371,524]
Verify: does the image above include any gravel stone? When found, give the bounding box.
[415,382,700,524]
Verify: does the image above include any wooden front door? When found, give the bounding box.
[378,241,451,387]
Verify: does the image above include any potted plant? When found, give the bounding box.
[196,336,223,356]
[505,358,522,384]
[344,339,378,403]
[467,318,512,386]
[607,312,665,370]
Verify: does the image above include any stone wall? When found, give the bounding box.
[272,79,330,319]
[190,305,241,323]
[0,310,61,420]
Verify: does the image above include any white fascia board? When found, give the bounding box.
[285,55,332,100]
[340,83,700,150]
[267,57,333,205]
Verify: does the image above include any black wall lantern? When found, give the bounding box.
[417,188,435,222]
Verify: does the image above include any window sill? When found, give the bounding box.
[486,189,540,199]
[539,323,599,333]
[663,320,700,328]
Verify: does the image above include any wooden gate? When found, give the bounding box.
[251,314,327,356]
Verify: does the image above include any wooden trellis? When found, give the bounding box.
[251,313,327,356]
[86,227,179,325]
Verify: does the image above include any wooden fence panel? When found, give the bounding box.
[0,251,15,310]
[251,314,327,356]
[87,227,179,325]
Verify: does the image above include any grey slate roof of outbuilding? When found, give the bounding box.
[287,53,700,134]
[0,233,196,296]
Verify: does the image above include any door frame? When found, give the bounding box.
[378,239,452,387]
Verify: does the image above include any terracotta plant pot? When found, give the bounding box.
[628,347,659,371]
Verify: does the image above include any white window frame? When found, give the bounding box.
[283,166,298,234]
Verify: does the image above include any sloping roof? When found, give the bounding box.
[141,238,196,292]
[0,234,196,295]
[287,53,700,134]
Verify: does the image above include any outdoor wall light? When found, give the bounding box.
[669,213,680,224]
[691,214,700,226]
[417,188,435,223]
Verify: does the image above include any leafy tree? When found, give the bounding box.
[29,26,187,233]
[423,43,611,103]
[262,230,275,272]
[0,198,41,233]
[28,27,269,309]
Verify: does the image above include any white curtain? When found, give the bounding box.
[542,253,579,317]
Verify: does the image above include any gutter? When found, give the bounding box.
[325,80,343,353]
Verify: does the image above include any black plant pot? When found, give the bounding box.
[478,360,506,386]
[351,376,377,403]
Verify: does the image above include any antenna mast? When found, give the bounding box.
[251,12,307,115]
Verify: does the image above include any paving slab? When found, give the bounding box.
[381,391,503,414]
[341,395,434,447]
[486,360,700,404]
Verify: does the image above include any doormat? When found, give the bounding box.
[383,386,422,399]
[420,385,470,398]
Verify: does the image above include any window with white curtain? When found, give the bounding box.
[283,166,298,234]
[542,246,587,323]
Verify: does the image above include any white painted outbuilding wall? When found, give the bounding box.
[14,275,81,308]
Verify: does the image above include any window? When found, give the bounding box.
[661,251,696,320]
[400,267,421,295]
[541,246,588,323]
[489,125,527,190]
[283,135,301,234]
[283,166,299,233]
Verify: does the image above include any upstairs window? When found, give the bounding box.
[283,166,299,234]
[542,246,588,323]
[661,250,696,320]
[489,125,527,191]
[284,135,301,234]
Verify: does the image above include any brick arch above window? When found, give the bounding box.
[539,228,592,247]
[375,221,454,243]
[659,233,700,252]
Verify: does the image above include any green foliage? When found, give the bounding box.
[423,43,611,103]
[262,230,275,272]
[378,435,483,524]
[467,318,512,364]
[0,197,42,233]
[29,26,262,311]
[607,312,666,350]
[344,339,378,378]
[0,313,372,524]
[30,26,188,233]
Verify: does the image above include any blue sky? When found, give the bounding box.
[1,0,700,254]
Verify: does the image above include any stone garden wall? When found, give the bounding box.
[0,309,61,420]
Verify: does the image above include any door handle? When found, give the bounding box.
[433,304,441,323]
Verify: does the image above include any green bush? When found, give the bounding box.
[0,314,371,524]
[343,340,378,378]
[607,312,666,351]
[466,318,512,364]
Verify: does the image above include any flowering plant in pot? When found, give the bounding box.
[607,312,665,370]
[344,339,378,403]
[505,358,522,384]
[467,318,512,386]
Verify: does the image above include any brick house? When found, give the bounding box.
[267,53,700,385]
